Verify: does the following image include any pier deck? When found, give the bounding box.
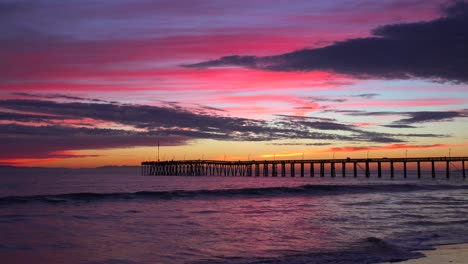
[141,156,467,179]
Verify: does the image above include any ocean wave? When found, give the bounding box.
[0,184,466,205]
[404,219,468,227]
[189,237,423,264]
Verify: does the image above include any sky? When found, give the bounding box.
[1,0,467,168]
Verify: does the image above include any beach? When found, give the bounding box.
[382,243,468,264]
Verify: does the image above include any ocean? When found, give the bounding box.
[0,168,467,264]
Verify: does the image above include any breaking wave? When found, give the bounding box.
[1,183,466,205]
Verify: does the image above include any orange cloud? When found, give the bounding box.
[322,143,455,153]
[0,158,64,167]
[260,152,306,158]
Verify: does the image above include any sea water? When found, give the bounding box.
[0,170,467,264]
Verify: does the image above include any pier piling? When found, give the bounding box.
[446,160,450,179]
[377,162,382,178]
[403,161,407,178]
[417,161,421,179]
[331,162,336,177]
[365,160,370,178]
[141,157,467,179]
[463,161,466,179]
[342,162,346,177]
[353,162,357,178]
[390,161,394,178]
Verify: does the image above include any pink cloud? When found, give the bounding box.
[214,93,321,117]
[0,158,65,167]
[1,67,352,93]
[2,33,311,81]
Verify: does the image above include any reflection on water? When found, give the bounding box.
[0,174,467,263]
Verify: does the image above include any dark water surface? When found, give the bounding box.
[0,172,467,264]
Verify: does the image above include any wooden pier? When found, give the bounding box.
[141,157,467,179]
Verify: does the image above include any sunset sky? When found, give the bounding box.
[1,0,467,168]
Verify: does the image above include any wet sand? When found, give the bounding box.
[382,243,468,264]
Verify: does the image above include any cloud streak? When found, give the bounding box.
[187,1,468,83]
[322,143,453,153]
[1,97,449,162]
[0,123,190,159]
[344,110,467,125]
[394,111,466,124]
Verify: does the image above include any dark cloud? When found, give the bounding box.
[394,111,465,124]
[0,111,58,122]
[0,2,25,16]
[274,114,336,122]
[303,94,379,105]
[381,124,418,129]
[273,115,410,143]
[306,96,347,103]
[298,120,355,131]
[0,124,189,159]
[352,93,379,99]
[397,133,447,138]
[444,0,468,16]
[354,131,406,143]
[346,110,466,124]
[273,114,448,141]
[2,100,363,139]
[12,92,115,103]
[0,99,262,132]
[187,1,468,83]
[189,55,258,68]
[0,100,372,156]
[346,111,393,116]
[0,98,454,160]
[294,106,317,110]
[195,105,226,113]
[322,109,365,114]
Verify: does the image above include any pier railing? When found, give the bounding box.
[141,156,467,179]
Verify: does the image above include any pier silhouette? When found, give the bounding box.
[142,156,467,179]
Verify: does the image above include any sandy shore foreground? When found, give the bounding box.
[381,243,468,264]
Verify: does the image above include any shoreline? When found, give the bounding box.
[381,243,468,264]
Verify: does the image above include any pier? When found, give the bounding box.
[142,156,467,179]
